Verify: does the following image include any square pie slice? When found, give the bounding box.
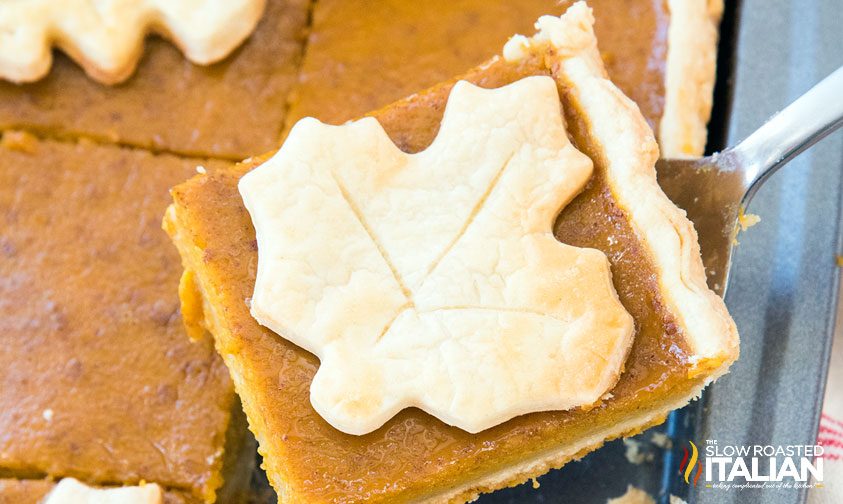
[164,4,738,502]
[0,137,253,503]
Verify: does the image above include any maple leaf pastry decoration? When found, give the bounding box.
[0,0,266,84]
[239,76,636,435]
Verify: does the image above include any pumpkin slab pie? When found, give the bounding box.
[288,0,722,158]
[165,3,738,502]
[0,136,253,503]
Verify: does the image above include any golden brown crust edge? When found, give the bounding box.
[659,0,724,158]
[432,386,705,504]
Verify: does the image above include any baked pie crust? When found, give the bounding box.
[165,3,738,502]
[501,4,735,367]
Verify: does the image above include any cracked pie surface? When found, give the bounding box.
[165,3,738,502]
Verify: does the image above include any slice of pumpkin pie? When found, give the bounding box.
[164,3,739,502]
[0,136,253,503]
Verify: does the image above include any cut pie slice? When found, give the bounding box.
[164,3,738,502]
[0,136,253,503]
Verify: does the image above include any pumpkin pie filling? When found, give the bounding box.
[164,7,733,501]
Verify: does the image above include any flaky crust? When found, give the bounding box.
[505,3,738,380]
[659,0,724,158]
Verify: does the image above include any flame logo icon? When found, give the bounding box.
[679,441,703,486]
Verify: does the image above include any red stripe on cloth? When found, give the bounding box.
[822,413,843,430]
[818,425,843,441]
[817,437,843,451]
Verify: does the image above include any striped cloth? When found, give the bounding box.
[808,296,843,503]
[818,414,843,461]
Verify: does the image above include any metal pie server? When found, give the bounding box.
[656,66,843,296]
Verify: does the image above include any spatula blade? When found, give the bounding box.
[655,156,746,296]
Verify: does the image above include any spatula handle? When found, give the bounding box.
[731,66,843,199]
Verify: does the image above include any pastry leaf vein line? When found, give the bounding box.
[374,304,412,344]
[329,171,414,302]
[418,151,516,288]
